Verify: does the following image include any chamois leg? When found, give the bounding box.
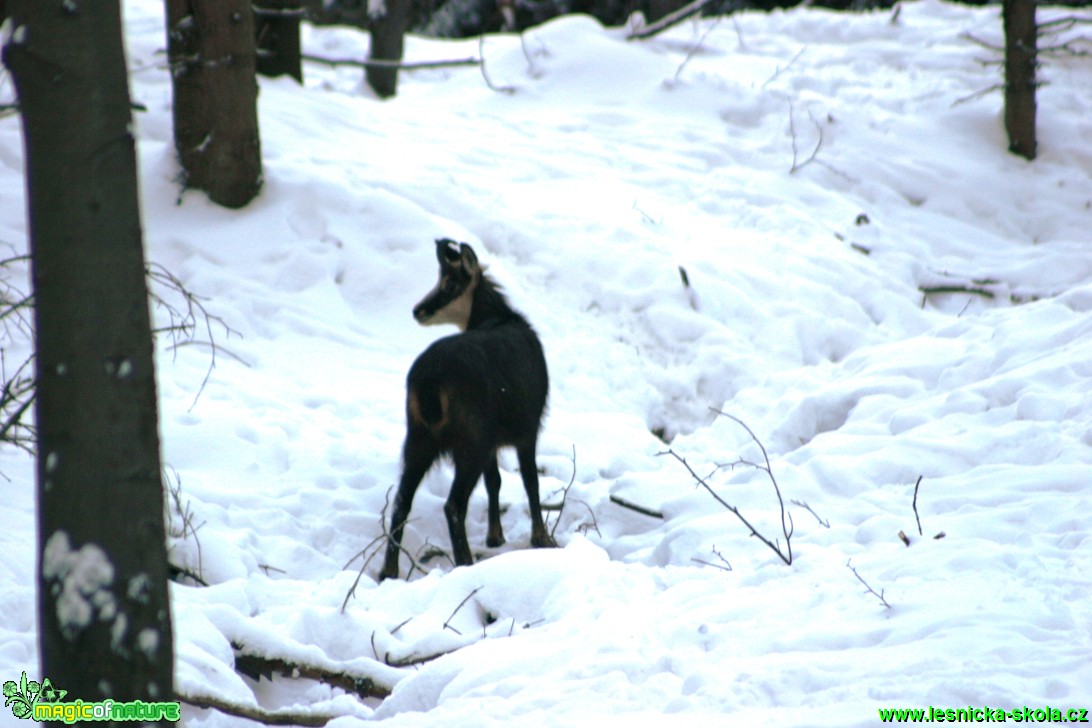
[483,453,505,548]
[380,428,438,581]
[517,440,556,548]
[444,457,487,567]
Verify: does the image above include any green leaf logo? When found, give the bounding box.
[3,672,64,720]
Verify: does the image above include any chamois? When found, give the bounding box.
[379,239,552,580]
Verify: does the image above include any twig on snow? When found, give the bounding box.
[302,53,480,70]
[762,46,805,89]
[788,104,824,174]
[691,545,733,572]
[443,586,483,636]
[846,559,892,610]
[609,494,664,519]
[179,690,338,726]
[672,15,723,84]
[628,0,715,41]
[662,410,793,565]
[164,466,206,585]
[912,475,924,536]
[791,499,830,528]
[479,36,515,94]
[147,262,241,411]
[231,646,393,701]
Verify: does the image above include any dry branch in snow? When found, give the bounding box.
[663,410,794,565]
[179,690,340,726]
[846,559,892,610]
[627,0,715,41]
[232,645,394,700]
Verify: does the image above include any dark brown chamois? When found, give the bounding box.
[379,239,553,580]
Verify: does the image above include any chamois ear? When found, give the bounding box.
[436,238,462,265]
[456,242,479,274]
[435,239,480,277]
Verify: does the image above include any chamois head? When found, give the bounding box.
[412,239,482,331]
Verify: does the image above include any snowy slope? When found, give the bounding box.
[1,1,1090,725]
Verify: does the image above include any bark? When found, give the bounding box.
[1002,0,1037,160]
[255,0,303,82]
[166,0,263,207]
[2,0,174,706]
[367,0,412,98]
[646,0,691,23]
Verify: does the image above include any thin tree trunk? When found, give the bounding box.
[2,0,174,706]
[1002,0,1037,160]
[255,0,304,82]
[367,0,412,98]
[167,0,263,207]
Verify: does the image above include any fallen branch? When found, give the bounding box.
[443,586,483,636]
[342,488,426,611]
[918,284,996,301]
[479,36,515,94]
[543,445,576,509]
[672,14,723,83]
[628,0,715,41]
[846,559,891,610]
[790,499,830,528]
[762,47,805,89]
[179,691,338,727]
[691,545,732,572]
[232,645,393,700]
[609,494,664,519]
[302,53,480,70]
[788,104,823,174]
[911,475,924,536]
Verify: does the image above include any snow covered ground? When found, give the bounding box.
[1,0,1090,725]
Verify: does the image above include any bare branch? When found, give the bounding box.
[628,0,715,41]
[672,15,723,83]
[342,487,425,612]
[961,31,1003,52]
[545,445,577,541]
[146,262,241,411]
[762,47,805,89]
[846,559,892,609]
[479,36,515,94]
[661,410,794,567]
[302,53,481,70]
[791,499,830,528]
[609,494,664,519]
[231,644,393,701]
[443,586,483,635]
[952,83,1006,107]
[179,691,338,726]
[691,545,733,572]
[788,104,824,174]
[164,466,206,585]
[912,475,924,536]
[918,284,996,301]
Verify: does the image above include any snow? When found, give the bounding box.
[40,532,116,641]
[1,0,1091,725]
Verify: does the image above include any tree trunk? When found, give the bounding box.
[1002,0,1037,160]
[646,0,689,23]
[367,0,412,98]
[2,0,174,707]
[255,0,304,82]
[166,0,263,208]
